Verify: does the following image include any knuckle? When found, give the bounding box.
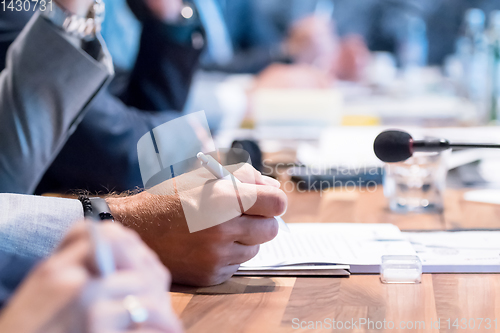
[234,162,258,182]
[204,245,227,264]
[210,222,234,241]
[250,217,278,244]
[276,190,288,215]
[241,162,254,174]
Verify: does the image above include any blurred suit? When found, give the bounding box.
[0,13,112,193]
[0,2,205,194]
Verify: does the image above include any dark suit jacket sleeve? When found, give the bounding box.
[36,92,182,193]
[121,0,203,110]
[123,18,204,111]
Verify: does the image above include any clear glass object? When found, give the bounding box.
[383,151,449,214]
[380,255,422,284]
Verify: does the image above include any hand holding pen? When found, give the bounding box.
[197,152,290,232]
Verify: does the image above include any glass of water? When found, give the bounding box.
[383,151,449,214]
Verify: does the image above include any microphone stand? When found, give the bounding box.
[449,144,500,149]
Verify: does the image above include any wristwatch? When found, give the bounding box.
[79,195,115,222]
[41,0,105,41]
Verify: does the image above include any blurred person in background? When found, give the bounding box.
[0,0,205,194]
[0,222,183,333]
[209,0,500,78]
[0,0,113,194]
[203,0,371,83]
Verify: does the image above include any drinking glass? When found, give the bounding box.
[383,151,449,213]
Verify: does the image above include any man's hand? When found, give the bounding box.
[107,163,287,286]
[334,35,371,81]
[286,15,339,74]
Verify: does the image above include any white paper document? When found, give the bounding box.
[239,223,416,274]
[404,231,500,273]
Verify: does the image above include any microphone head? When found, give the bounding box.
[374,130,413,163]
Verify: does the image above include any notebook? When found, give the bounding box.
[236,223,416,276]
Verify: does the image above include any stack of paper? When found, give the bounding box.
[239,224,500,276]
[237,223,416,276]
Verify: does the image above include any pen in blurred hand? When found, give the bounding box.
[87,220,115,277]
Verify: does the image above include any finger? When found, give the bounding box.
[226,163,280,187]
[232,216,279,246]
[227,243,260,265]
[237,183,287,217]
[261,175,281,188]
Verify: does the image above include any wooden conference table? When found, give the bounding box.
[170,187,500,333]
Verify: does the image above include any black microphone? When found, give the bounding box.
[373,130,500,163]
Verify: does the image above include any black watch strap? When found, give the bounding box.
[79,195,114,222]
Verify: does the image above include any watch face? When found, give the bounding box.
[41,0,105,40]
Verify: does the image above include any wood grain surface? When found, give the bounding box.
[171,187,500,333]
